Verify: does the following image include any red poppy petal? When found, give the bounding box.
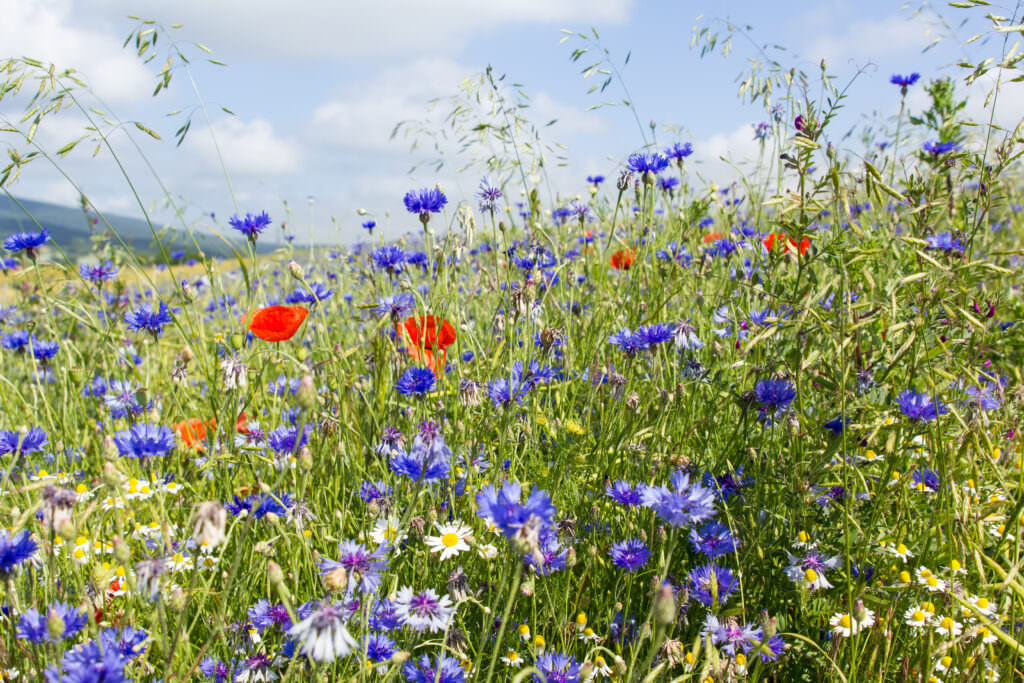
[247,305,309,341]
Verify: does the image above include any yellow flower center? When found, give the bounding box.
[979,627,990,638]
[797,531,810,543]
[518,625,530,636]
[940,617,954,630]
[441,532,460,548]
[576,613,587,626]
[804,568,818,582]
[899,571,911,583]
[976,597,989,609]
[940,656,952,667]
[923,601,936,613]
[896,543,907,555]
[950,559,961,571]
[839,614,852,629]
[911,610,925,622]
[926,576,938,587]
[735,653,746,666]
[506,651,518,661]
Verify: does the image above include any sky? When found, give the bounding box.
[0,0,1019,246]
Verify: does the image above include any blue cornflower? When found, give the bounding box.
[823,416,850,435]
[395,367,436,397]
[267,425,312,455]
[911,468,941,492]
[609,538,650,572]
[99,626,149,660]
[487,361,551,407]
[923,140,959,156]
[390,444,450,482]
[704,614,764,656]
[525,526,570,576]
[370,599,405,631]
[753,378,797,415]
[636,323,673,346]
[403,653,465,683]
[477,177,503,212]
[565,199,593,222]
[199,657,230,683]
[925,232,965,253]
[112,424,176,459]
[890,73,920,93]
[318,540,390,595]
[0,529,37,576]
[18,601,88,643]
[371,245,406,274]
[608,328,649,355]
[284,282,333,306]
[224,493,293,519]
[4,228,49,257]
[0,426,48,456]
[45,638,129,683]
[689,521,737,559]
[404,188,448,223]
[753,122,770,140]
[1,330,30,351]
[688,563,737,608]
[642,470,717,528]
[359,481,392,505]
[248,599,293,632]
[587,175,605,186]
[475,481,556,539]
[365,632,397,662]
[897,390,947,422]
[362,220,376,232]
[228,211,272,242]
[31,339,59,362]
[374,293,415,321]
[605,480,645,507]
[533,652,581,683]
[664,142,693,162]
[659,176,680,192]
[626,152,669,176]
[124,301,173,337]
[80,261,119,285]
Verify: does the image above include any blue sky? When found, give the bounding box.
[0,0,1015,245]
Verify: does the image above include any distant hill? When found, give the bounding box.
[0,195,272,262]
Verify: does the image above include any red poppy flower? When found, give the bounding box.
[396,315,456,374]
[175,418,216,450]
[246,305,308,342]
[702,232,723,243]
[609,249,635,270]
[763,233,810,256]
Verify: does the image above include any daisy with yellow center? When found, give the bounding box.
[369,516,407,549]
[501,650,522,667]
[591,655,613,678]
[517,624,530,642]
[935,616,962,638]
[424,519,473,561]
[904,606,931,629]
[477,543,498,560]
[829,607,875,637]
[887,542,914,561]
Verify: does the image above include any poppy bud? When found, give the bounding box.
[287,260,304,280]
[295,375,316,410]
[267,560,285,588]
[168,587,188,613]
[298,447,313,471]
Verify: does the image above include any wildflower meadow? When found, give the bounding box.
[1,5,1023,683]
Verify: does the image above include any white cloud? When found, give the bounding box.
[87,0,634,60]
[804,14,935,65]
[691,122,763,187]
[0,0,152,104]
[186,117,302,176]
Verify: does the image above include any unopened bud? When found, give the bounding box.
[565,547,577,569]
[47,608,67,640]
[267,561,285,587]
[287,260,304,280]
[295,375,316,410]
[101,461,120,486]
[168,587,187,613]
[653,583,676,627]
[322,567,348,593]
[298,447,313,471]
[853,599,869,623]
[391,651,411,664]
[57,519,77,541]
[579,661,595,681]
[102,439,119,463]
[613,656,627,677]
[181,346,194,363]
[181,282,196,302]
[520,576,535,597]
[112,536,131,564]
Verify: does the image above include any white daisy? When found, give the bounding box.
[424,520,473,561]
[288,601,357,662]
[369,516,407,549]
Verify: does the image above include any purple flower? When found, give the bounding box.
[609,538,650,572]
[394,366,437,397]
[923,140,959,156]
[371,245,406,273]
[404,188,448,222]
[80,261,119,285]
[248,599,292,632]
[124,301,173,337]
[0,426,48,456]
[689,521,737,559]
[754,378,796,415]
[228,211,272,242]
[374,293,415,321]
[18,601,87,643]
[365,632,397,662]
[642,470,716,528]
[475,481,556,539]
[4,228,49,257]
[318,540,390,594]
[533,652,581,683]
[403,653,465,683]
[626,152,669,176]
[605,480,644,507]
[477,177,503,212]
[112,424,176,459]
[925,232,964,253]
[896,390,947,422]
[586,175,605,186]
[608,328,648,355]
[704,614,763,655]
[664,142,693,161]
[688,563,737,607]
[890,73,920,92]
